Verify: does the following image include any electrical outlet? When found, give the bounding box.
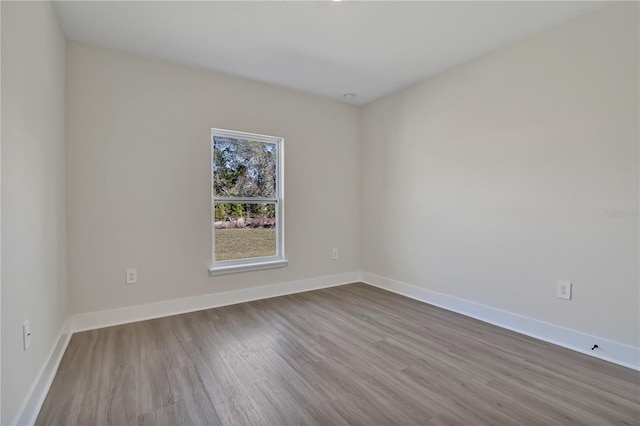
[126,268,138,284]
[557,280,572,300]
[331,248,338,260]
[23,320,32,351]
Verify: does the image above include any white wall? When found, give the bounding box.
[1,2,67,424]
[66,42,360,315]
[361,3,639,347]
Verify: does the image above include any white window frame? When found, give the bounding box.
[209,128,287,275]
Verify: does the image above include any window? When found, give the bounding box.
[210,129,287,275]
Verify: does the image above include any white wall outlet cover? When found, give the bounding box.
[557,280,572,300]
[332,248,338,260]
[23,320,32,351]
[126,268,138,284]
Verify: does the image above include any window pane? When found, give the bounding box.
[214,203,276,261]
[213,136,277,198]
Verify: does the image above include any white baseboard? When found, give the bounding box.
[69,271,361,333]
[18,269,637,426]
[361,272,639,371]
[14,319,72,426]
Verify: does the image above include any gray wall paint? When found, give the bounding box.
[66,41,361,315]
[1,2,68,423]
[361,3,639,347]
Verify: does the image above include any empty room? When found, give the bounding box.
[1,0,638,425]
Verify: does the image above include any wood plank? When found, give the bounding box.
[36,283,640,425]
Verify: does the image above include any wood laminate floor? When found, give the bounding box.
[37,283,639,425]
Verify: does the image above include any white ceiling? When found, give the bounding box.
[53,1,608,105]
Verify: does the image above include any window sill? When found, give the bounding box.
[209,259,288,276]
